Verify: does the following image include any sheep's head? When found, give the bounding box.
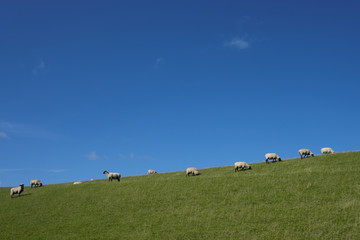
[310,152,314,156]
[248,166,252,170]
[40,183,43,187]
[103,170,108,174]
[194,170,199,175]
[278,157,282,161]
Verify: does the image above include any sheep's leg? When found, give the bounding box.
[266,159,269,164]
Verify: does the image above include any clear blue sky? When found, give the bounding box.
[1,1,360,187]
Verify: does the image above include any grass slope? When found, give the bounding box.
[1,152,360,239]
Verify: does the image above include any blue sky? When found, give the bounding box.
[1,1,360,187]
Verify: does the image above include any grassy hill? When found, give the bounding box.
[1,152,360,239]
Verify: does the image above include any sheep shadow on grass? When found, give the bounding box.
[11,193,32,198]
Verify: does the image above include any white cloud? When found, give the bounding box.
[32,59,45,75]
[0,132,8,138]
[85,151,99,160]
[224,38,250,50]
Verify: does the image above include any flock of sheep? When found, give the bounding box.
[9,147,335,198]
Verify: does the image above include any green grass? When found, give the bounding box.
[1,152,360,239]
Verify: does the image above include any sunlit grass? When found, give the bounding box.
[1,152,359,239]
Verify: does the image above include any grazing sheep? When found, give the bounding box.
[299,149,314,159]
[73,181,82,185]
[10,184,24,198]
[30,179,42,188]
[148,169,157,175]
[186,167,199,176]
[321,147,335,155]
[234,162,252,172]
[103,170,121,182]
[265,153,282,164]
[90,179,95,181]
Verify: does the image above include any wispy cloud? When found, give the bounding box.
[32,59,45,75]
[48,169,66,173]
[0,132,8,138]
[119,153,155,161]
[238,15,251,24]
[1,122,13,129]
[224,38,250,50]
[119,153,135,160]
[0,168,27,172]
[0,121,59,140]
[85,151,99,160]
[154,57,164,68]
[138,155,156,161]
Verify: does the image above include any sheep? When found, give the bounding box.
[90,178,95,181]
[148,169,157,175]
[265,153,282,164]
[10,184,24,198]
[186,167,199,176]
[321,147,335,155]
[103,170,121,182]
[73,181,82,185]
[299,149,314,159]
[234,162,252,172]
[30,179,42,188]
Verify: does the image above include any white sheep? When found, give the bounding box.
[265,153,282,164]
[148,169,157,175]
[234,162,252,172]
[299,149,314,159]
[10,184,24,198]
[321,147,335,155]
[186,167,199,176]
[103,170,121,182]
[73,181,82,185]
[30,179,42,188]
